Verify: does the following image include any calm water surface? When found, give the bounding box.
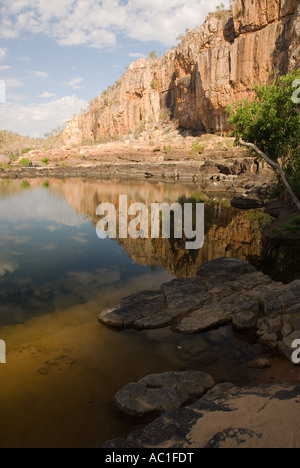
[0,178,299,448]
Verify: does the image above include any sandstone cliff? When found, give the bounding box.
[63,0,299,146]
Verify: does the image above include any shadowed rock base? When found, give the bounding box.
[102,383,300,448]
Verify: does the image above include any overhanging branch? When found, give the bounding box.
[239,139,300,211]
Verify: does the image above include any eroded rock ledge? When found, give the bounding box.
[102,382,300,448]
[99,258,300,362]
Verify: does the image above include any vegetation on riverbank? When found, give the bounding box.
[228,70,300,210]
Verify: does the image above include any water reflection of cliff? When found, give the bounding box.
[5,178,265,278]
[43,178,264,278]
[119,206,264,278]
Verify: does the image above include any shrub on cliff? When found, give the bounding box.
[228,70,300,210]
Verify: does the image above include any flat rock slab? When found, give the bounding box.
[99,258,260,332]
[99,257,300,360]
[102,383,300,448]
[113,371,215,419]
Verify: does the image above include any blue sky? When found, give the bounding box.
[0,0,230,138]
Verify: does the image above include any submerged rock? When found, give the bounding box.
[113,371,215,419]
[102,383,300,448]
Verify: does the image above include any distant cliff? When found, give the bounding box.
[63,0,300,146]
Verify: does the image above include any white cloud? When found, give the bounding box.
[39,91,57,98]
[65,77,84,89]
[0,65,11,71]
[129,52,146,58]
[0,258,19,277]
[0,0,231,48]
[5,77,23,88]
[0,47,8,61]
[29,70,49,79]
[71,235,88,244]
[0,189,89,227]
[0,95,88,137]
[7,93,26,101]
[15,56,31,62]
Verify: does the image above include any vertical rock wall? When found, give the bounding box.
[63,0,299,145]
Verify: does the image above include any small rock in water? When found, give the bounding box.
[247,358,271,369]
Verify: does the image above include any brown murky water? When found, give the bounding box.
[0,178,299,448]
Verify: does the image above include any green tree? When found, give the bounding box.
[228,70,300,210]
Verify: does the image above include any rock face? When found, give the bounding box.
[113,371,215,419]
[64,0,299,145]
[102,383,300,448]
[99,257,300,362]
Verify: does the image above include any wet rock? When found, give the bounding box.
[98,257,300,362]
[99,290,165,329]
[247,358,271,369]
[233,310,258,330]
[265,281,300,318]
[100,258,259,333]
[232,299,259,329]
[113,371,215,419]
[290,318,300,331]
[259,333,278,350]
[175,302,233,334]
[281,321,293,338]
[102,383,300,448]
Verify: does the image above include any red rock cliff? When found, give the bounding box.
[63,0,299,145]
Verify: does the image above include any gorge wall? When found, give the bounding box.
[63,0,300,146]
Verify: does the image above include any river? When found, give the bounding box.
[0,178,299,448]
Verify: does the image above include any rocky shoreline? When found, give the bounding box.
[99,258,300,363]
[98,257,300,448]
[0,140,275,206]
[102,380,300,448]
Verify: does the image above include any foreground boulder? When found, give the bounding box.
[99,258,300,361]
[102,383,300,448]
[113,371,215,419]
